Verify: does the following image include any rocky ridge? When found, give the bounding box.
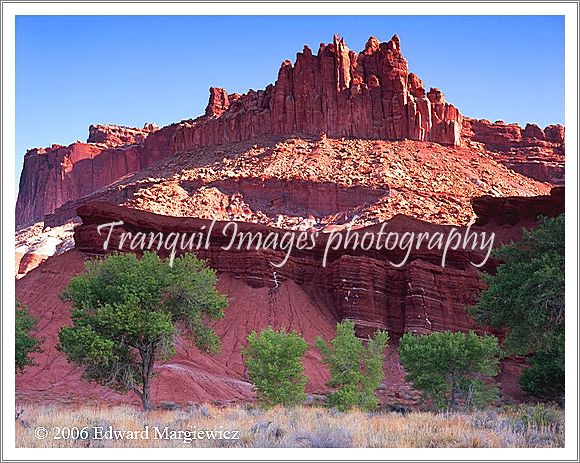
[16,123,177,227]
[171,34,462,154]
[463,118,564,185]
[15,134,551,277]
[18,33,563,229]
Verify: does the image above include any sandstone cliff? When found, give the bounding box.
[171,34,463,153]
[463,118,564,185]
[73,189,563,337]
[16,33,564,230]
[15,190,563,405]
[16,124,178,227]
[87,123,159,147]
[16,34,465,227]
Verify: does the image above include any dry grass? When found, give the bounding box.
[15,403,564,448]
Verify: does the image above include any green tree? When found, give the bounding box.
[470,215,564,398]
[316,320,388,411]
[15,300,42,372]
[398,331,500,410]
[58,252,227,411]
[242,326,309,407]
[519,333,565,398]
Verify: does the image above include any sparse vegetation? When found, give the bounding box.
[316,320,388,411]
[398,331,500,410]
[58,252,228,411]
[242,327,309,407]
[471,214,565,399]
[14,403,564,448]
[15,300,42,372]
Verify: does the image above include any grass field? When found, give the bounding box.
[15,402,564,448]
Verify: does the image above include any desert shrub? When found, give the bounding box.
[242,327,309,407]
[399,330,500,410]
[59,252,227,410]
[316,320,388,411]
[471,215,564,398]
[15,300,42,372]
[517,403,563,428]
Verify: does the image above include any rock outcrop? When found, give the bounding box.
[172,34,462,154]
[16,33,565,229]
[472,186,564,226]
[463,118,565,185]
[15,221,76,279]
[38,136,550,232]
[87,123,159,147]
[16,124,177,227]
[15,190,563,406]
[73,188,563,337]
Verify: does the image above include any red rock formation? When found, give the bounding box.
[463,118,565,185]
[16,124,178,227]
[472,186,564,226]
[15,190,562,405]
[545,124,565,143]
[172,34,463,154]
[36,134,550,233]
[87,123,159,147]
[17,33,565,229]
[72,189,563,337]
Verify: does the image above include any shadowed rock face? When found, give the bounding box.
[14,190,562,406]
[73,189,563,338]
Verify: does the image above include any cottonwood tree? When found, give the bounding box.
[58,252,227,411]
[470,214,565,399]
[399,330,500,410]
[15,300,42,372]
[316,320,389,411]
[242,326,309,407]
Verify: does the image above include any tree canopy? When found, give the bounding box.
[59,252,227,410]
[399,330,500,410]
[470,215,564,398]
[316,320,388,411]
[15,300,42,372]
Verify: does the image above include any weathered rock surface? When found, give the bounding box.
[38,136,550,234]
[15,189,563,405]
[87,123,159,147]
[73,190,563,337]
[473,186,564,226]
[15,222,77,279]
[16,124,177,227]
[16,34,565,229]
[172,34,463,155]
[463,118,564,185]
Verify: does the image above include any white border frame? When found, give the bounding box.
[2,2,578,461]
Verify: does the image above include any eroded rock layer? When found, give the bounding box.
[463,118,565,185]
[15,190,563,405]
[73,189,563,337]
[171,34,463,154]
[16,124,178,227]
[16,33,466,228]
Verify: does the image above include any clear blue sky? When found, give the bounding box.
[16,15,564,182]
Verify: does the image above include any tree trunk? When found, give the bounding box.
[141,382,152,412]
[449,373,457,411]
[138,344,156,412]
